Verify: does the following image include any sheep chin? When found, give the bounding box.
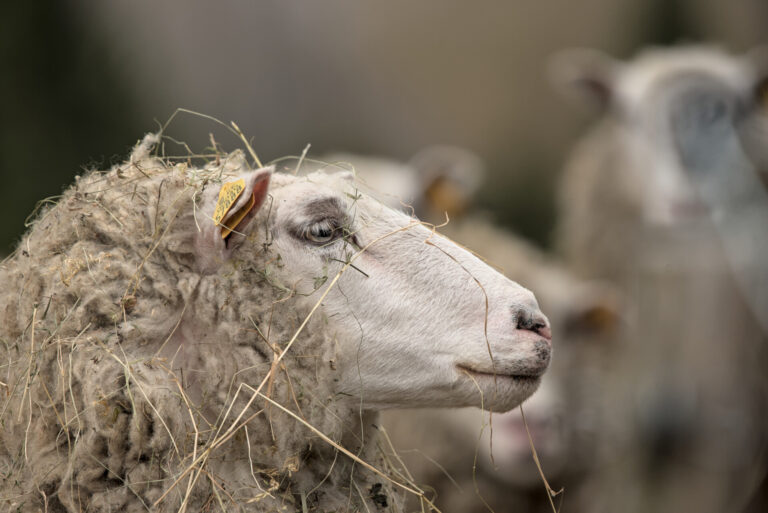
[454,365,544,413]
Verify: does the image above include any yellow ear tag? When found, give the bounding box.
[221,192,256,239]
[212,178,245,227]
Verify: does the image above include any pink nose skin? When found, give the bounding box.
[516,308,552,342]
[536,324,552,341]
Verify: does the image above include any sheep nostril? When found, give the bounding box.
[516,310,552,341]
[535,322,552,341]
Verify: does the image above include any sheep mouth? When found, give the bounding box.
[456,364,544,383]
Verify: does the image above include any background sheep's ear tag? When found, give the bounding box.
[212,178,245,227]
[221,192,256,239]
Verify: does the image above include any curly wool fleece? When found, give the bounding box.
[0,135,401,512]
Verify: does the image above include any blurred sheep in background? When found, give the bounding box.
[317,146,485,221]
[553,45,768,513]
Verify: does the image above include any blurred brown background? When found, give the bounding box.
[2,0,765,253]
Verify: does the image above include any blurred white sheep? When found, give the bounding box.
[552,44,768,513]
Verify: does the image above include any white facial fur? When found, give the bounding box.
[617,49,757,225]
[217,170,552,412]
[438,281,620,488]
[558,46,767,227]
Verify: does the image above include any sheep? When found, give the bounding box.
[319,146,485,223]
[316,147,621,511]
[553,45,768,289]
[0,134,553,512]
[380,225,621,513]
[552,45,768,512]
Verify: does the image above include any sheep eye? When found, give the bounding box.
[305,220,338,244]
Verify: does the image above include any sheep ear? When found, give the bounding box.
[744,46,768,108]
[194,166,273,272]
[562,282,624,339]
[408,146,485,219]
[549,48,622,110]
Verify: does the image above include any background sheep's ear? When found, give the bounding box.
[744,46,768,108]
[408,145,485,220]
[562,282,624,339]
[194,166,273,273]
[548,48,622,110]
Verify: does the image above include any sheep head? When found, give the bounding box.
[192,166,552,412]
[551,45,768,227]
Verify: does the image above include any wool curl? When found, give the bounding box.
[0,135,404,512]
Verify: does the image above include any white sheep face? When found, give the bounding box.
[197,169,552,412]
[558,46,768,227]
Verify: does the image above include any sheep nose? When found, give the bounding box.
[515,307,552,341]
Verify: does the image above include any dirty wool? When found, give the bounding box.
[0,135,401,512]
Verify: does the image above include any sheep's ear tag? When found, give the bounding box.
[212,178,246,238]
[220,192,256,239]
